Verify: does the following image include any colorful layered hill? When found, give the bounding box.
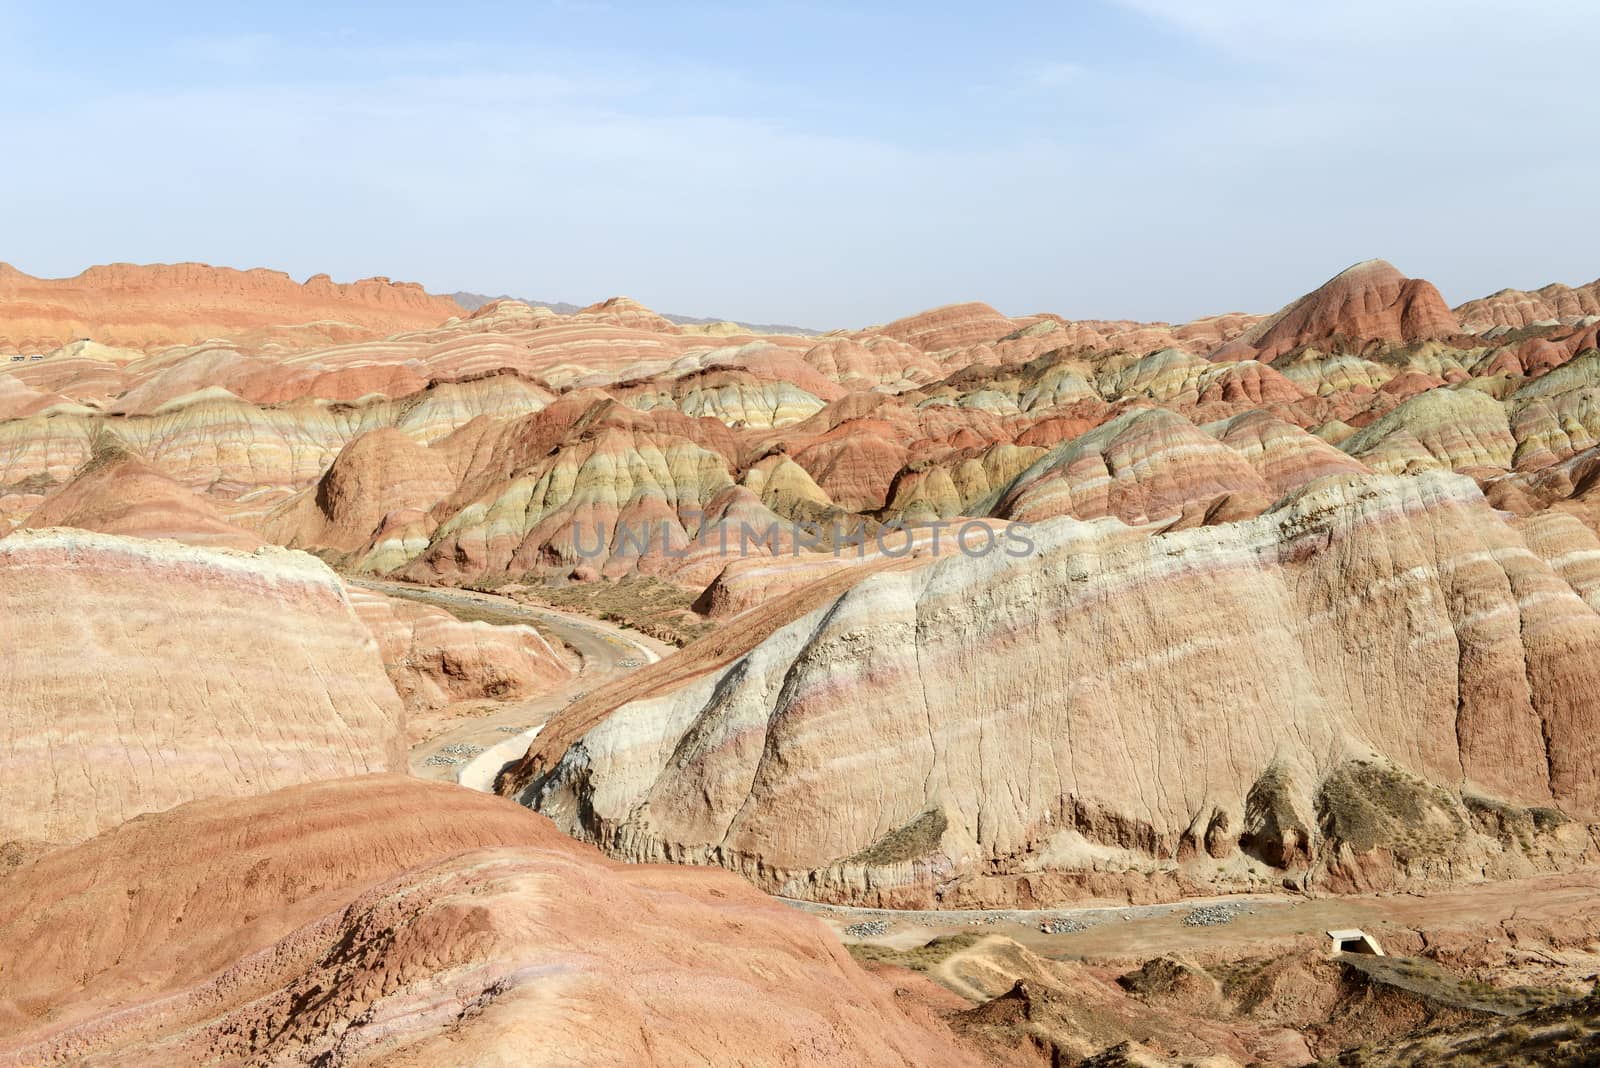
[0,261,463,353]
[0,776,979,1065]
[1456,276,1600,332]
[5,255,1600,915]
[504,471,1600,907]
[0,528,405,846]
[1212,259,1462,363]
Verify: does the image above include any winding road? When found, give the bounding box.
[349,578,665,790]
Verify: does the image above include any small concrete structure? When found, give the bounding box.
[1327,928,1385,956]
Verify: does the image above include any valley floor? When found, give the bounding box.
[794,867,1600,976]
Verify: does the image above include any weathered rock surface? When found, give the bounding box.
[0,529,404,845]
[0,775,977,1067]
[21,437,264,550]
[348,586,571,713]
[991,407,1274,527]
[870,301,1019,352]
[1456,276,1600,332]
[263,426,460,571]
[1338,387,1516,474]
[508,472,1600,907]
[1213,261,1461,364]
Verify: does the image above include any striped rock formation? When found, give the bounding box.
[990,407,1275,527]
[506,472,1600,907]
[1337,388,1516,475]
[0,372,556,535]
[0,529,404,846]
[869,301,1020,352]
[5,256,1600,666]
[1205,410,1370,496]
[11,256,1595,592]
[0,775,977,1067]
[393,395,749,580]
[20,437,263,551]
[263,427,462,572]
[348,587,572,716]
[0,261,462,353]
[1213,260,1462,364]
[1456,277,1600,332]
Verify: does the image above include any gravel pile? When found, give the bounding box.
[422,753,461,767]
[1182,903,1250,927]
[618,658,644,668]
[494,724,529,733]
[440,743,484,757]
[1040,917,1089,934]
[844,919,890,938]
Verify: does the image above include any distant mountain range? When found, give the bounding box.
[447,292,819,336]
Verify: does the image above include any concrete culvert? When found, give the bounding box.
[1327,928,1384,955]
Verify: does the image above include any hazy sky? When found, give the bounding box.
[2,1,1596,328]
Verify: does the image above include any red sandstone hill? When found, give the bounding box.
[0,261,464,352]
[1212,259,1462,363]
[0,775,978,1066]
[1455,276,1600,332]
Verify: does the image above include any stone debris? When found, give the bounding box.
[422,753,461,767]
[440,743,484,756]
[1182,903,1251,927]
[1040,917,1089,934]
[844,919,890,938]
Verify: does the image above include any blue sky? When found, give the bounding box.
[1,1,1595,327]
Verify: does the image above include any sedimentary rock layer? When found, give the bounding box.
[349,587,571,712]
[509,472,1600,907]
[0,261,463,352]
[21,437,264,550]
[1456,277,1600,332]
[1214,260,1462,363]
[0,529,404,845]
[0,775,975,1067]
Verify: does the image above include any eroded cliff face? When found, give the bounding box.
[0,529,405,845]
[509,471,1600,907]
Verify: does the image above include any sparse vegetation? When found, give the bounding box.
[509,576,715,646]
[1317,759,1467,858]
[1320,990,1600,1066]
[846,932,980,972]
[1341,954,1568,1016]
[0,472,57,496]
[842,809,948,867]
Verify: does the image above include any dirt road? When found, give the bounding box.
[349,578,666,787]
[789,868,1600,966]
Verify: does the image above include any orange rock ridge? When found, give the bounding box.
[0,261,464,353]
